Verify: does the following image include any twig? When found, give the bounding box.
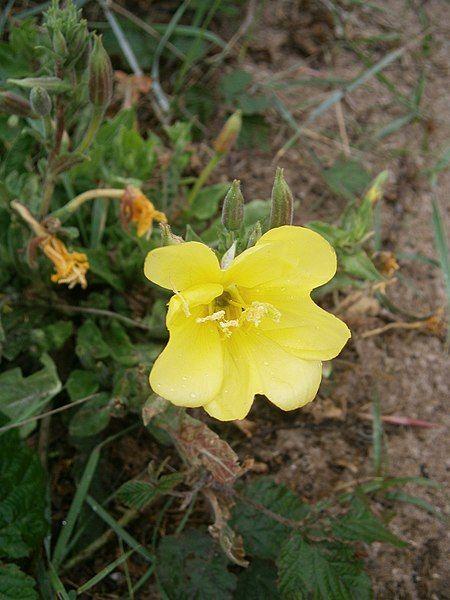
[361,320,425,338]
[335,100,351,157]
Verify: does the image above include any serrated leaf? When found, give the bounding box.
[0,564,38,600]
[117,473,183,509]
[190,183,229,220]
[68,393,111,438]
[0,354,61,432]
[235,559,280,599]
[277,534,372,600]
[331,497,406,547]
[231,478,309,560]
[0,415,48,558]
[156,529,237,600]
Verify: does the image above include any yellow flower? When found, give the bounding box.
[144,226,351,421]
[40,235,89,289]
[121,186,167,238]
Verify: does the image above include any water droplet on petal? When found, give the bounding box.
[190,392,197,399]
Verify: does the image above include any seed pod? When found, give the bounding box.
[88,34,113,108]
[222,180,244,231]
[30,87,52,117]
[213,110,242,154]
[269,167,294,229]
[0,91,34,117]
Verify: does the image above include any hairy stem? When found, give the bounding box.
[49,188,124,222]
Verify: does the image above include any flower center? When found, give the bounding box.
[195,286,280,338]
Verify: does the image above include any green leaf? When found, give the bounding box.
[0,415,48,558]
[68,393,111,438]
[83,249,125,292]
[322,159,371,201]
[0,354,61,433]
[117,473,183,510]
[220,70,252,102]
[243,199,271,227]
[66,370,99,401]
[239,115,270,150]
[340,250,381,281]
[235,559,280,599]
[231,478,309,560]
[237,93,271,115]
[190,183,229,220]
[75,319,110,369]
[157,529,237,600]
[331,497,406,546]
[0,564,38,600]
[277,534,372,600]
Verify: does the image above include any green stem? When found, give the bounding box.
[49,188,123,222]
[186,151,222,207]
[76,104,105,154]
[40,172,56,218]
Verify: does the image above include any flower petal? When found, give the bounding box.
[255,225,337,290]
[240,287,350,361]
[243,330,322,411]
[149,309,223,407]
[144,242,221,291]
[223,242,296,289]
[203,331,256,421]
[166,283,223,326]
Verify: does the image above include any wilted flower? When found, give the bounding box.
[40,235,89,289]
[144,226,350,421]
[120,186,167,238]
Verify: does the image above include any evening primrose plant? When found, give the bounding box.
[0,2,443,598]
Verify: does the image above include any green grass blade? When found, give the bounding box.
[76,548,135,595]
[52,447,101,568]
[86,495,154,562]
[47,561,72,600]
[431,195,450,341]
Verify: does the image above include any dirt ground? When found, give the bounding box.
[212,0,449,597]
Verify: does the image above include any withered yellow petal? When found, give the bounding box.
[144,241,221,291]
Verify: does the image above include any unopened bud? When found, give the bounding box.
[88,35,113,108]
[53,29,68,58]
[160,223,184,246]
[269,167,294,229]
[247,221,262,248]
[222,180,244,231]
[213,110,242,154]
[30,87,52,117]
[364,170,389,204]
[0,91,34,117]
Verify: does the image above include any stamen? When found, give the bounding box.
[196,310,225,323]
[242,301,281,327]
[173,289,191,317]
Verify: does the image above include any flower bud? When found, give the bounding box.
[246,221,262,248]
[269,167,294,229]
[88,34,113,108]
[213,110,242,154]
[222,180,244,231]
[52,29,68,58]
[30,87,52,117]
[0,91,34,117]
[160,223,184,245]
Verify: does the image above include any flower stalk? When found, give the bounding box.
[49,188,124,221]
